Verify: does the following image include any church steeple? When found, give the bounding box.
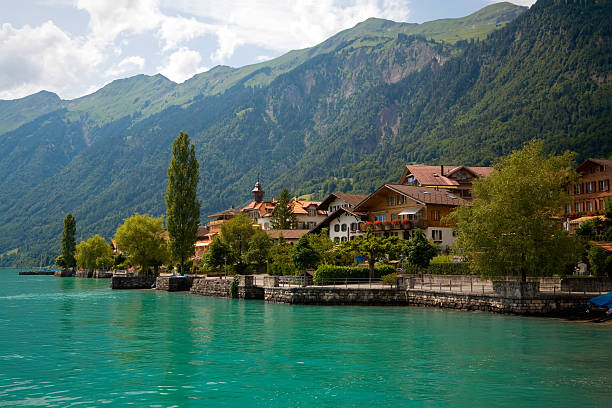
[252,176,264,203]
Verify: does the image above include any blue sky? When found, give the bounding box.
[0,0,536,100]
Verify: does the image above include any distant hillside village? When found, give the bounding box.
[193,159,612,261]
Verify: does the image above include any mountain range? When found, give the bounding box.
[0,0,610,266]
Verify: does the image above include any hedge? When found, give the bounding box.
[313,264,396,284]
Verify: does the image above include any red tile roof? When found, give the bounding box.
[318,193,370,210]
[400,165,493,186]
[265,229,310,240]
[355,184,468,210]
[591,241,612,252]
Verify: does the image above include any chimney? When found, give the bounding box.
[440,165,444,176]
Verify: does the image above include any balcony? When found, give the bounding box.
[360,219,424,232]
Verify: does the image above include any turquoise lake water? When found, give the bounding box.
[0,269,610,407]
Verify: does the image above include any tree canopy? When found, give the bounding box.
[220,212,257,272]
[448,140,582,281]
[114,214,169,274]
[61,213,76,269]
[292,234,320,271]
[270,189,296,230]
[75,235,113,271]
[403,229,439,272]
[341,229,401,280]
[166,131,201,274]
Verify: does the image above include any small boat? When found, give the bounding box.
[587,292,612,323]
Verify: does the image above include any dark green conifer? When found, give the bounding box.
[61,213,76,269]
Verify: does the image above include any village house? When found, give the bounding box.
[565,158,611,233]
[353,184,468,250]
[311,193,369,243]
[241,180,326,230]
[399,164,493,199]
[193,207,240,259]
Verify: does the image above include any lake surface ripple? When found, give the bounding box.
[0,269,610,407]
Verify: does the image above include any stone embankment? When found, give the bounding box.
[156,276,194,291]
[263,286,590,315]
[187,276,264,299]
[19,270,55,275]
[111,276,156,289]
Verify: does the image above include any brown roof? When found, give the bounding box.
[591,242,612,252]
[208,207,240,218]
[400,165,493,186]
[197,226,208,239]
[265,229,310,240]
[318,193,370,210]
[576,158,612,173]
[355,184,468,211]
[310,207,368,234]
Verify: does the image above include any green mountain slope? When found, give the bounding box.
[1,0,610,266]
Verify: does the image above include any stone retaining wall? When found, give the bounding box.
[54,270,73,277]
[157,276,194,292]
[76,270,93,278]
[264,287,590,316]
[190,277,231,297]
[111,276,156,289]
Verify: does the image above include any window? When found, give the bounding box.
[350,223,357,232]
[599,179,610,192]
[334,237,340,244]
[566,204,572,214]
[432,210,440,221]
[341,237,347,242]
[574,184,583,194]
[431,229,442,243]
[586,182,595,193]
[600,165,606,172]
[600,199,607,210]
[374,215,386,222]
[587,201,594,212]
[341,224,347,232]
[575,202,581,212]
[334,224,340,232]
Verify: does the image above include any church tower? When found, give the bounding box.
[252,177,264,203]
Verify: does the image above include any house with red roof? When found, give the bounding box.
[399,165,493,200]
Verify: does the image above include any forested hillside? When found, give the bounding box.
[0,1,609,266]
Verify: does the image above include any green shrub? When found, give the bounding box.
[430,254,453,264]
[381,273,397,287]
[313,264,396,284]
[268,262,296,276]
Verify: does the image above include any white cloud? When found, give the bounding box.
[76,0,162,45]
[163,0,411,63]
[1,0,413,99]
[0,21,102,99]
[105,55,146,77]
[157,47,208,83]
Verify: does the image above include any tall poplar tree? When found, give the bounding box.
[166,131,200,274]
[61,213,76,269]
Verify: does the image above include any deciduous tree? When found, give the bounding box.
[403,229,439,273]
[220,213,256,272]
[448,141,582,281]
[114,214,169,274]
[75,235,113,271]
[166,131,200,274]
[292,234,320,271]
[341,229,400,281]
